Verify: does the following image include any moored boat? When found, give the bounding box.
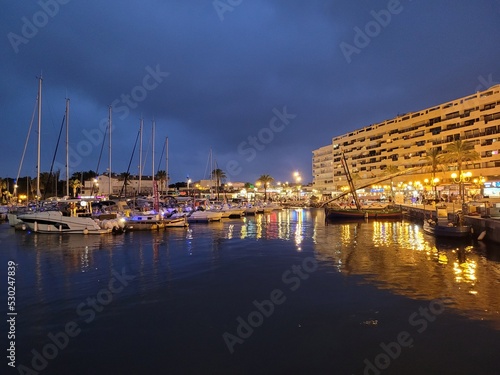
[124,212,165,231]
[17,210,110,234]
[423,219,471,238]
[164,217,189,227]
[422,207,471,238]
[325,205,402,220]
[186,210,223,223]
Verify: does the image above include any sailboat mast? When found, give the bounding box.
[165,136,168,195]
[37,75,42,202]
[340,151,361,210]
[108,106,112,197]
[209,148,213,197]
[152,119,155,186]
[65,98,70,197]
[138,118,143,194]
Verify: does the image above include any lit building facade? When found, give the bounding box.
[313,84,500,200]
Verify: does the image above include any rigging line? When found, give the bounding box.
[156,138,166,173]
[90,122,108,196]
[43,114,65,200]
[119,127,141,197]
[204,148,212,180]
[16,98,38,183]
[142,134,151,175]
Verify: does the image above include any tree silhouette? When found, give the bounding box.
[257,174,274,201]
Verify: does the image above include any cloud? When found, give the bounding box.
[1,0,500,184]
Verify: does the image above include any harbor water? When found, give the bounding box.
[1,208,500,375]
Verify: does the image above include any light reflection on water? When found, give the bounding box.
[313,216,500,328]
[2,208,500,331]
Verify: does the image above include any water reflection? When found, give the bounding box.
[4,210,500,330]
[317,215,500,328]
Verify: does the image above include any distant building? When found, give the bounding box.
[313,84,500,199]
[82,175,165,196]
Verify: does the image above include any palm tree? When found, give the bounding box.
[257,174,274,201]
[423,147,444,200]
[70,179,82,197]
[156,170,167,195]
[211,168,226,200]
[441,140,480,201]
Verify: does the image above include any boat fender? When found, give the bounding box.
[83,228,89,235]
[477,231,487,241]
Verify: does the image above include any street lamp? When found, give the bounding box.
[93,178,99,197]
[472,176,486,199]
[293,171,302,200]
[424,177,440,201]
[451,171,472,202]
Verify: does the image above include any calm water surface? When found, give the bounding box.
[1,209,500,375]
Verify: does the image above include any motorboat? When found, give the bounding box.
[123,212,165,231]
[164,217,189,227]
[17,210,110,234]
[186,210,223,223]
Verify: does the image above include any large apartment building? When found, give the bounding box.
[313,84,500,199]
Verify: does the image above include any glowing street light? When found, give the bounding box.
[424,177,440,200]
[293,171,302,200]
[451,171,472,202]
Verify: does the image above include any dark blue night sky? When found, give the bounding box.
[1,0,500,184]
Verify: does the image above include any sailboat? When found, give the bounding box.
[324,151,403,221]
[17,78,110,234]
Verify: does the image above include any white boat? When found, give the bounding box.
[164,217,188,227]
[265,202,283,211]
[244,205,258,216]
[124,212,165,231]
[0,206,8,221]
[8,206,30,227]
[211,203,245,218]
[224,206,245,218]
[255,203,273,214]
[17,211,110,234]
[187,210,222,223]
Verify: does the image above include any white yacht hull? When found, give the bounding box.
[18,211,110,234]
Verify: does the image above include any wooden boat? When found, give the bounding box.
[325,205,402,220]
[423,219,471,238]
[324,151,402,221]
[423,207,471,237]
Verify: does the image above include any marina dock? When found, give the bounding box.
[402,204,500,243]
